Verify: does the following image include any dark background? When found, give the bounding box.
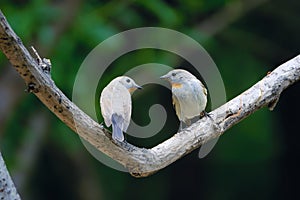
[0,0,299,199]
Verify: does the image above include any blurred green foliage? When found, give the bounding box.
[0,0,299,200]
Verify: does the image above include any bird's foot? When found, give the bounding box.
[201,111,213,120]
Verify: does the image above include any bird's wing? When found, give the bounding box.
[100,85,113,127]
[201,82,207,96]
[110,82,131,132]
[190,79,207,111]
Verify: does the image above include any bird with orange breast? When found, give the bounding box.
[160,69,208,130]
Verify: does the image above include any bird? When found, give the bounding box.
[100,76,142,142]
[160,69,208,130]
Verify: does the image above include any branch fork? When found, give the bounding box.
[0,10,300,178]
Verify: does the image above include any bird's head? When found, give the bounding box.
[119,76,142,94]
[160,69,195,88]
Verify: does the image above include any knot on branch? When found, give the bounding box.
[25,82,39,93]
[30,46,51,74]
[40,58,51,74]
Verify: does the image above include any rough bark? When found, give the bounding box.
[0,10,300,179]
[0,153,21,200]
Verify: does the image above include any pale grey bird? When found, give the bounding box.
[160,69,208,130]
[100,76,142,142]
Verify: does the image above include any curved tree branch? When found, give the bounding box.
[0,10,300,178]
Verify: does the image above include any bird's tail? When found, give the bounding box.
[111,113,124,142]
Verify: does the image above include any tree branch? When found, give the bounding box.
[0,152,21,200]
[0,10,300,178]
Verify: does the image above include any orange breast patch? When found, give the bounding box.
[128,87,137,94]
[172,83,183,88]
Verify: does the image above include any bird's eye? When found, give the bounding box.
[126,79,130,83]
[171,72,176,76]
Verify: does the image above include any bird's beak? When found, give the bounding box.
[129,84,142,94]
[135,84,142,89]
[160,74,169,80]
